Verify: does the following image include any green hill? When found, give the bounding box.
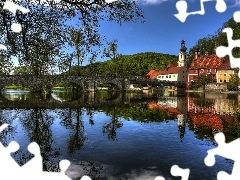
[63,52,178,77]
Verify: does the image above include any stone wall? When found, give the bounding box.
[205,83,228,91]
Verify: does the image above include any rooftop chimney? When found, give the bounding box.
[194,47,200,59]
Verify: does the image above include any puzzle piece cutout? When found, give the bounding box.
[0,123,92,180]
[216,11,240,78]
[204,132,240,180]
[174,0,227,22]
[154,165,190,180]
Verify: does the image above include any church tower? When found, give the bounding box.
[178,40,187,67]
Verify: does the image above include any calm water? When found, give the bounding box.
[0,89,238,179]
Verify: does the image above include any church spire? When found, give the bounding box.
[180,40,187,52]
[178,40,187,67]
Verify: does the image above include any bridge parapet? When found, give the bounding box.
[0,75,132,91]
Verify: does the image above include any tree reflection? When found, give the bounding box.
[79,161,105,180]
[19,108,60,171]
[86,108,94,125]
[58,108,86,154]
[102,107,123,141]
[0,109,17,146]
[67,108,86,154]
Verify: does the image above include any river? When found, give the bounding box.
[0,89,238,180]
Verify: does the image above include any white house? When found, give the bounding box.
[156,40,188,83]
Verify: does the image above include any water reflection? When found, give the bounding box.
[0,90,239,179]
[51,90,74,102]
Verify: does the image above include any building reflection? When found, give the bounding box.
[150,92,240,140]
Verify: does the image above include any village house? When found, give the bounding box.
[216,60,236,83]
[187,49,235,88]
[145,40,188,83]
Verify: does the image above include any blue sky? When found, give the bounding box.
[84,0,240,65]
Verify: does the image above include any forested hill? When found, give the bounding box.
[64,52,178,77]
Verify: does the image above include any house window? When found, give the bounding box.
[166,76,168,78]
[194,70,197,73]
[224,73,227,76]
[173,75,175,77]
[220,80,222,82]
[183,76,184,78]
[183,71,184,73]
[224,80,226,83]
[220,74,222,76]
[200,69,204,73]
[169,75,171,78]
[208,68,211,72]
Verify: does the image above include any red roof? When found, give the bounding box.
[145,62,183,79]
[148,102,181,116]
[157,66,184,75]
[217,60,232,70]
[145,70,161,79]
[189,113,224,130]
[190,55,225,69]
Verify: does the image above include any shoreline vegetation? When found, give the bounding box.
[3,84,240,93]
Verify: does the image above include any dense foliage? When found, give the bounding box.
[62,52,178,77]
[189,74,213,90]
[227,74,240,91]
[188,17,240,65]
[0,0,144,75]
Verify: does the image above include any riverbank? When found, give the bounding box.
[186,90,239,93]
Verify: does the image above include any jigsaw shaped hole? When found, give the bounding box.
[216,46,227,58]
[154,176,165,180]
[80,175,92,180]
[232,47,240,58]
[233,11,240,23]
[204,155,215,166]
[215,0,227,13]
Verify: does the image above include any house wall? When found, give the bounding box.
[188,69,198,83]
[157,74,178,81]
[216,70,235,83]
[188,68,218,83]
[177,67,188,82]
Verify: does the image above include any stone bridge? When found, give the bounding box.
[0,75,186,92]
[0,75,132,91]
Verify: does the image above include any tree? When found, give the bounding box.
[228,74,240,91]
[69,28,86,76]
[0,53,14,75]
[0,0,69,75]
[195,74,213,91]
[104,40,120,77]
[0,0,144,70]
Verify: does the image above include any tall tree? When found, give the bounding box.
[0,0,144,72]
[69,28,85,76]
[104,40,121,77]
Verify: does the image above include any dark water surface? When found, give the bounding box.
[0,90,238,179]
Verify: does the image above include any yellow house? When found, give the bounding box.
[216,60,235,83]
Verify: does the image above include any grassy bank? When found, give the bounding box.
[4,84,32,91]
